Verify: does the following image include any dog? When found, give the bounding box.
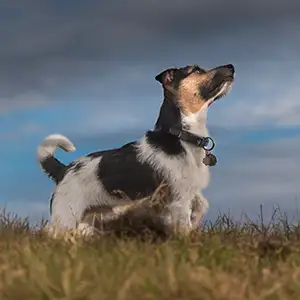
[37,63,235,236]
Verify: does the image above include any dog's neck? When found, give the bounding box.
[180,108,209,165]
[154,96,209,166]
[181,107,209,138]
[154,95,182,131]
[154,96,209,140]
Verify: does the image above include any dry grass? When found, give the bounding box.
[1,207,300,300]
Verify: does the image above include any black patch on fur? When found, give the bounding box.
[74,162,84,172]
[49,192,55,215]
[154,97,183,131]
[87,143,134,160]
[173,67,191,89]
[199,72,224,101]
[68,161,85,173]
[96,143,163,200]
[40,157,67,184]
[155,65,192,87]
[151,93,186,155]
[146,130,185,156]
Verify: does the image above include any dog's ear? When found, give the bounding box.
[155,68,175,85]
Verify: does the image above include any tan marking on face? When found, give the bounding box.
[177,72,212,115]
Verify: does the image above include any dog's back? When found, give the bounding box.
[47,140,164,230]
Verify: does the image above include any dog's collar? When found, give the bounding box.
[155,127,215,151]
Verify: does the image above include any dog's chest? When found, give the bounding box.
[181,145,210,190]
[147,145,210,192]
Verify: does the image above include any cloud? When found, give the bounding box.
[206,137,300,220]
[3,61,299,143]
[47,61,300,137]
[0,122,43,141]
[0,0,299,111]
[0,92,49,114]
[210,64,300,128]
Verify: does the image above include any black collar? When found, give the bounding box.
[155,127,215,151]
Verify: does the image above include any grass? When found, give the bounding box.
[1,207,300,300]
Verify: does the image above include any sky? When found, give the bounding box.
[0,0,300,224]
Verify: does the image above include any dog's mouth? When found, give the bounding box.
[207,77,234,106]
[214,80,233,100]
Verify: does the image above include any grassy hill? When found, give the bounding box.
[1,208,300,300]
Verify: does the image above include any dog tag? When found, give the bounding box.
[203,153,217,166]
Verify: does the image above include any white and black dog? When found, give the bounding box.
[37,63,235,236]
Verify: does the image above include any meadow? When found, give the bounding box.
[1,207,300,300]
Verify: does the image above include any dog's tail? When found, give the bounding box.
[37,134,76,184]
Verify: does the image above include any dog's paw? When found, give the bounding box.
[169,218,193,237]
[77,223,97,238]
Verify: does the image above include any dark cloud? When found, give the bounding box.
[0,0,299,101]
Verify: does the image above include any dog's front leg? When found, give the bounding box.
[77,222,97,237]
[190,193,209,230]
[167,197,193,236]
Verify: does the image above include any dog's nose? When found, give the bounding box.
[224,64,235,74]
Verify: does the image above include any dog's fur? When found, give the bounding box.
[79,185,173,241]
[37,63,235,236]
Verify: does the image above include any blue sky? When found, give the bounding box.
[0,0,300,223]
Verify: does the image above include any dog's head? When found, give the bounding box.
[155,64,235,115]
